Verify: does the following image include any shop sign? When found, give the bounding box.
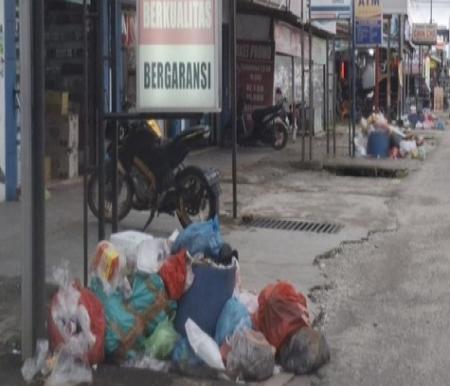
[355,0,383,47]
[274,21,304,58]
[236,40,274,118]
[136,0,221,112]
[412,23,437,45]
[310,0,351,20]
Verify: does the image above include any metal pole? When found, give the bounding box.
[430,0,433,24]
[83,0,89,286]
[387,16,392,121]
[418,46,422,109]
[291,56,295,141]
[111,0,119,233]
[301,24,305,162]
[351,0,356,157]
[332,36,336,157]
[230,0,237,219]
[375,46,380,111]
[398,15,403,118]
[21,0,46,359]
[308,25,313,161]
[348,19,351,156]
[325,38,329,156]
[97,0,106,240]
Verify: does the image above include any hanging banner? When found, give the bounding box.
[412,23,437,45]
[136,0,221,112]
[236,40,274,122]
[356,0,383,46]
[310,0,352,20]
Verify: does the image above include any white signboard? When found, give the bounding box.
[310,0,352,20]
[412,23,438,45]
[0,0,5,202]
[137,0,221,112]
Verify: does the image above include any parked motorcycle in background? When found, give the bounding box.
[88,119,221,230]
[222,97,289,150]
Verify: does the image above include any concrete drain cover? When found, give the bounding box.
[241,217,343,234]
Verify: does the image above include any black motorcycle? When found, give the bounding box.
[223,98,288,150]
[88,120,221,229]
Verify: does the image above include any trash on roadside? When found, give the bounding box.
[226,329,275,382]
[123,354,171,372]
[92,241,127,295]
[175,260,237,338]
[254,281,310,350]
[136,237,171,274]
[144,319,179,360]
[110,231,154,270]
[171,216,223,260]
[215,297,252,347]
[21,340,50,383]
[159,249,190,300]
[279,327,330,375]
[44,350,93,386]
[185,318,225,370]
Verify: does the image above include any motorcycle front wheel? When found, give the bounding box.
[272,122,289,150]
[87,163,133,222]
[176,166,217,228]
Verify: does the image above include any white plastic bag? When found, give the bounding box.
[45,351,92,386]
[136,238,171,274]
[185,318,225,370]
[110,231,154,268]
[21,340,50,383]
[236,290,258,315]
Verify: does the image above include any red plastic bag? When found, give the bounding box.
[254,282,310,350]
[48,281,106,365]
[159,249,187,300]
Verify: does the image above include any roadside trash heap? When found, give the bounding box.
[405,106,446,131]
[21,216,330,385]
[355,112,429,160]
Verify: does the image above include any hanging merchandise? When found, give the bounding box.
[215,297,252,347]
[279,327,330,375]
[254,282,310,350]
[227,329,276,382]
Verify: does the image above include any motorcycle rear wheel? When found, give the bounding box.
[272,122,288,150]
[87,163,133,222]
[176,166,217,228]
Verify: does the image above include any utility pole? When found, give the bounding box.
[20,0,46,359]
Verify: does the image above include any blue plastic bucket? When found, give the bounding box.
[367,131,390,158]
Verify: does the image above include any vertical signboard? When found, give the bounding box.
[236,40,274,123]
[137,0,221,112]
[356,0,383,46]
[0,0,5,202]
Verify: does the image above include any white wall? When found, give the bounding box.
[0,0,5,202]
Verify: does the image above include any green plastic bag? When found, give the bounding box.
[145,319,179,360]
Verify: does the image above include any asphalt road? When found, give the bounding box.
[308,129,450,386]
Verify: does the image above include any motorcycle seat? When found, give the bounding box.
[252,104,281,122]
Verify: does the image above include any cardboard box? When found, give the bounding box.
[51,149,78,180]
[45,156,52,183]
[46,114,79,151]
[46,90,69,116]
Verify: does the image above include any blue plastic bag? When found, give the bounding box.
[172,216,223,259]
[215,297,252,346]
[171,337,204,369]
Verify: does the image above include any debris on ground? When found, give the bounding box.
[21,216,330,384]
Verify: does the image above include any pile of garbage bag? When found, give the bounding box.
[22,216,329,384]
[355,112,430,160]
